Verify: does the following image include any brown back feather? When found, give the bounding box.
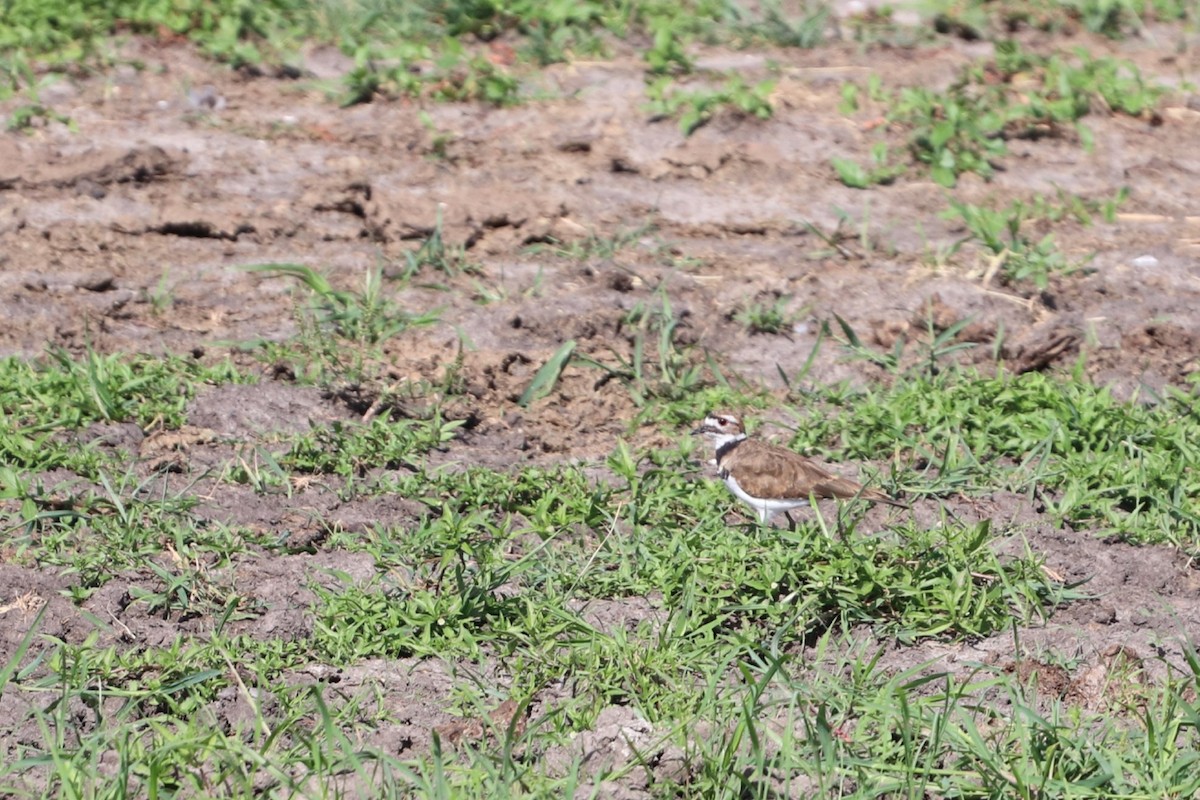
[718,438,906,506]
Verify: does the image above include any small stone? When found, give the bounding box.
[78,273,116,292]
[550,217,589,243]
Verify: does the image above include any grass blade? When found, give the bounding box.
[0,601,46,699]
[518,339,576,408]
[833,313,863,349]
[243,263,335,296]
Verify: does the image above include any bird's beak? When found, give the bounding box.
[690,426,706,436]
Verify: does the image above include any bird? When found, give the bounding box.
[691,411,906,525]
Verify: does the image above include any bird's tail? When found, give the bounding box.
[863,487,909,509]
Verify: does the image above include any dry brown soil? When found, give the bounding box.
[2,21,1200,792]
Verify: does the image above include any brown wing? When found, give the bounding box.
[813,477,909,507]
[803,460,909,506]
[723,439,907,506]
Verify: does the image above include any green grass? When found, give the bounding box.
[6,627,1198,798]
[4,284,1200,798]
[3,1,1200,795]
[933,0,1195,39]
[247,262,441,392]
[0,348,247,433]
[645,74,776,136]
[275,414,465,481]
[571,286,731,414]
[3,342,1200,796]
[840,41,1166,187]
[942,188,1127,288]
[0,349,248,476]
[733,294,803,336]
[1,0,742,116]
[785,367,1200,548]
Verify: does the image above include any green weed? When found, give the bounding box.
[646,75,775,136]
[518,339,577,408]
[248,263,436,346]
[6,100,72,132]
[576,287,716,408]
[280,415,465,480]
[400,205,479,278]
[734,294,802,336]
[944,187,1127,288]
[832,143,907,189]
[645,18,695,75]
[247,262,439,389]
[738,0,831,48]
[531,223,702,270]
[853,42,1167,186]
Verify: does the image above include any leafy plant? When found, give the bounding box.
[6,101,72,132]
[644,19,694,75]
[340,40,519,107]
[832,143,906,188]
[282,416,464,479]
[400,205,479,278]
[860,41,1167,186]
[646,75,775,135]
[943,188,1127,289]
[518,340,577,408]
[577,287,714,407]
[247,262,439,388]
[739,0,830,48]
[734,295,801,336]
[528,223,657,262]
[249,263,436,346]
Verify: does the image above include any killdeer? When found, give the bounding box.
[692,411,906,524]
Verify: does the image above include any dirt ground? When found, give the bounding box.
[3,18,1200,791]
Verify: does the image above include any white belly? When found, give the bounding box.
[724,475,807,523]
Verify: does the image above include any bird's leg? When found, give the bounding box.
[784,511,799,531]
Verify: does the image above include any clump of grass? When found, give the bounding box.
[832,143,907,188]
[934,0,1194,40]
[575,286,718,409]
[281,415,465,480]
[0,347,245,434]
[399,206,479,278]
[841,41,1165,187]
[788,366,1200,549]
[247,262,439,390]
[734,294,802,336]
[738,0,831,48]
[941,187,1127,289]
[247,263,436,348]
[646,75,776,135]
[341,44,521,107]
[0,349,247,479]
[1,468,273,603]
[527,223,657,263]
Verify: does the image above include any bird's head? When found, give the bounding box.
[691,412,746,447]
